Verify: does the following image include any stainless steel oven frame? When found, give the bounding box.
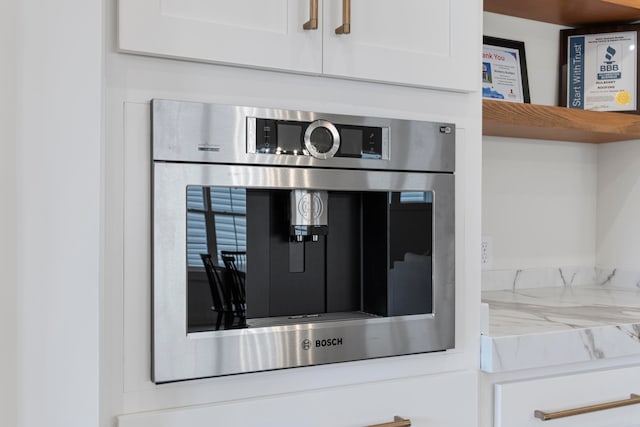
[151,100,455,383]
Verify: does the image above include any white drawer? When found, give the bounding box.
[118,370,476,427]
[495,366,640,427]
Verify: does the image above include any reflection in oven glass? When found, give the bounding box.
[186,185,433,333]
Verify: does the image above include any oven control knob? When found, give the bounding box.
[304,120,340,159]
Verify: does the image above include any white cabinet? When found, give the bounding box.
[117,0,479,91]
[321,0,479,91]
[117,370,477,427]
[495,366,640,427]
[118,0,322,74]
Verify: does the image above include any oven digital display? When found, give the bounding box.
[277,123,303,153]
[339,128,363,156]
[255,119,384,159]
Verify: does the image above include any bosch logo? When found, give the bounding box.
[316,338,343,348]
[302,338,344,350]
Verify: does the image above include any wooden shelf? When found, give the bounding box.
[482,1,640,143]
[484,0,640,26]
[483,100,640,143]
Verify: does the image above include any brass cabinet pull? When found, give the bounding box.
[601,0,640,9]
[303,0,318,30]
[365,416,411,427]
[534,393,640,421]
[335,0,351,34]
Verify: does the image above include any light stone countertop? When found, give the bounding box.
[480,286,640,373]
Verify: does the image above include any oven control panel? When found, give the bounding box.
[247,118,389,160]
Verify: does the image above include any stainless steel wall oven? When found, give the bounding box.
[151,99,455,382]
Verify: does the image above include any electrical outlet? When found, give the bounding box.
[481,236,493,270]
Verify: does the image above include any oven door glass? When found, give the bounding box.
[185,186,435,332]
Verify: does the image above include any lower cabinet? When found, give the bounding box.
[495,366,640,427]
[117,370,476,427]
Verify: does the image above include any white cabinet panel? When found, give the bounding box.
[118,0,479,91]
[118,0,322,74]
[117,370,477,427]
[322,0,479,91]
[495,366,640,427]
[161,0,285,29]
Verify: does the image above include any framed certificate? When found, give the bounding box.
[560,24,640,113]
[482,36,531,103]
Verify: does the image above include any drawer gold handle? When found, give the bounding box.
[534,393,640,421]
[303,0,318,30]
[365,415,411,427]
[601,0,640,10]
[335,0,351,34]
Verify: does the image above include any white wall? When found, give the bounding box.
[597,140,640,269]
[483,137,597,270]
[4,0,103,426]
[482,13,598,272]
[1,1,18,426]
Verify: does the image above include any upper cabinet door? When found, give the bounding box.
[118,0,480,91]
[118,0,323,74]
[321,0,480,91]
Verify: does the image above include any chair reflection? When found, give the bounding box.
[200,253,246,330]
[220,250,246,314]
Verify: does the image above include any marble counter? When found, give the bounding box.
[480,286,640,373]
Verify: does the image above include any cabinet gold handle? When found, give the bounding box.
[534,393,640,421]
[365,416,411,427]
[303,0,318,30]
[335,0,351,34]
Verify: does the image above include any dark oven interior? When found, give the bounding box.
[186,186,434,332]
